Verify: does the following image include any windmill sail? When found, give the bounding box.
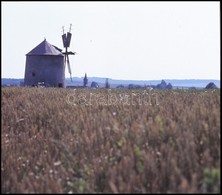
[62,34,67,48]
[67,55,72,77]
[66,32,72,48]
[62,24,75,82]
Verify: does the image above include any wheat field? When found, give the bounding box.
[1,87,220,193]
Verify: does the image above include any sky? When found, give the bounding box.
[2,1,220,80]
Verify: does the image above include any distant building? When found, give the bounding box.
[83,73,88,87]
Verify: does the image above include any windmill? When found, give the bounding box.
[62,24,75,82]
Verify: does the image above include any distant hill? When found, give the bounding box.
[66,78,220,89]
[1,78,23,86]
[1,78,220,89]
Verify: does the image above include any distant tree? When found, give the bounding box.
[156,80,167,89]
[166,83,173,90]
[105,78,110,89]
[205,82,217,89]
[91,81,99,88]
[189,87,196,90]
[128,84,134,89]
[128,84,142,89]
[116,84,125,89]
[83,73,88,87]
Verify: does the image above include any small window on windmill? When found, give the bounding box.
[32,72,36,77]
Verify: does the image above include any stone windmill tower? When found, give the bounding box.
[24,24,75,87]
[24,39,65,87]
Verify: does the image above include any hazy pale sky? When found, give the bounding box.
[2,2,220,80]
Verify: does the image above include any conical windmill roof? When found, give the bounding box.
[26,39,64,56]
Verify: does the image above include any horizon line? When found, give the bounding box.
[1,77,220,81]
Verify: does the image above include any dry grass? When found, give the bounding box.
[1,87,220,193]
